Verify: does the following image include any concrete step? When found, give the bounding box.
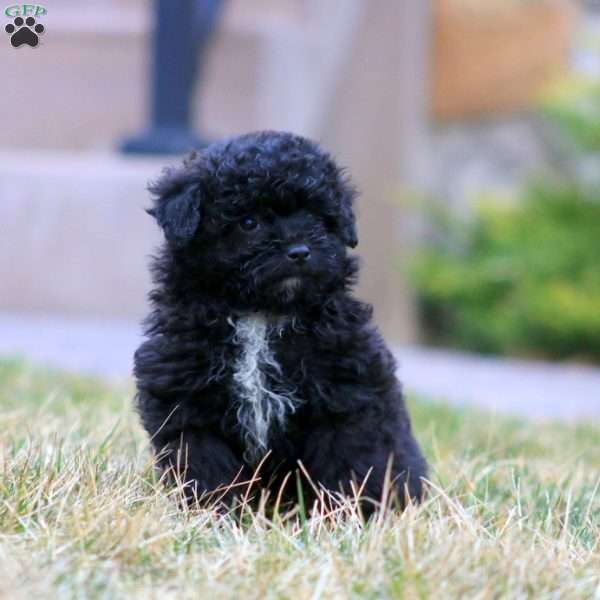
[0,151,163,319]
[0,1,425,343]
[0,0,343,151]
[0,148,411,342]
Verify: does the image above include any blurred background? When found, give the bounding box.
[1,0,599,419]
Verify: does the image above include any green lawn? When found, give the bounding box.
[0,358,599,599]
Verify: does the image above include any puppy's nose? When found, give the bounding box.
[287,244,311,263]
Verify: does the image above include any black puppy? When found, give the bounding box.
[134,131,427,513]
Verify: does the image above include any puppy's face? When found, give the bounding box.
[149,132,358,312]
[204,201,350,310]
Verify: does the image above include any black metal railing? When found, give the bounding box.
[121,0,223,155]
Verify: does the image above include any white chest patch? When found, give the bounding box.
[230,314,298,464]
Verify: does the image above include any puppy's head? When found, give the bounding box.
[148,131,358,312]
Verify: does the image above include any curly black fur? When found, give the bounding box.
[134,131,427,514]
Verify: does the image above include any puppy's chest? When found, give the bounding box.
[228,314,300,462]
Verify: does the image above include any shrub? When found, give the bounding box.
[410,181,600,361]
[540,78,600,153]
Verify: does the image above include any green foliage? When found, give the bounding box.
[410,181,600,360]
[540,77,600,152]
[411,76,600,360]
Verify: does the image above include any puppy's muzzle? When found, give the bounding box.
[286,244,311,264]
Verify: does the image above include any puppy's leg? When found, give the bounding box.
[156,429,250,507]
[300,417,426,515]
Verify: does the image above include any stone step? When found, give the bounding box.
[0,151,163,319]
[0,1,425,343]
[0,0,323,151]
[0,146,414,341]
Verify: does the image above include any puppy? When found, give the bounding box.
[134,131,427,513]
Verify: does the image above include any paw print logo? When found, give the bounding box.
[5,16,44,48]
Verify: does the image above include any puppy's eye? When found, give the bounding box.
[239,216,259,231]
[323,216,337,232]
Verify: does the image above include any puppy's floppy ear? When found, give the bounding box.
[339,197,358,248]
[147,184,202,248]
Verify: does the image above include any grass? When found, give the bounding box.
[0,358,599,599]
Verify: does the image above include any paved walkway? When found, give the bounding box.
[397,346,600,422]
[1,313,599,422]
